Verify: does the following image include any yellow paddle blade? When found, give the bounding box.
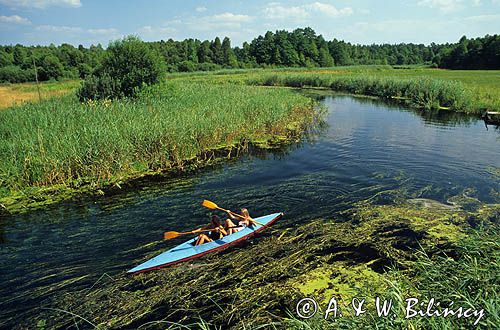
[164,231,180,240]
[202,199,218,210]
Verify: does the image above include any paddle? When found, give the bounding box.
[164,225,243,240]
[164,228,212,240]
[202,200,246,219]
[201,200,265,226]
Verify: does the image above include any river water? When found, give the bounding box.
[1,94,498,327]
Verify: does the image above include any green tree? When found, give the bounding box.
[221,37,238,67]
[211,37,223,64]
[78,36,164,100]
[0,50,13,67]
[318,46,334,67]
[39,55,64,80]
[197,40,213,63]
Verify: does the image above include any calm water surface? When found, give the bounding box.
[1,94,498,327]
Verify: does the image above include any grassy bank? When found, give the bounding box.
[0,81,315,213]
[35,197,499,329]
[167,66,499,113]
[1,66,498,212]
[250,74,477,112]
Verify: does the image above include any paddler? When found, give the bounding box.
[224,208,255,235]
[194,215,227,246]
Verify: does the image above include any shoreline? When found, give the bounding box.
[0,122,312,216]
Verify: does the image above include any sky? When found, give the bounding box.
[0,0,499,47]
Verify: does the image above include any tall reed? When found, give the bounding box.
[249,74,475,112]
[0,81,312,194]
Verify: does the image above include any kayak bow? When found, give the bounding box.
[128,212,283,275]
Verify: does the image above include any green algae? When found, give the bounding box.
[31,197,499,329]
[292,262,387,308]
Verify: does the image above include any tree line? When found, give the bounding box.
[1,27,498,83]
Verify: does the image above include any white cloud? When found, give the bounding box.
[210,12,253,23]
[305,2,353,17]
[0,14,30,24]
[417,0,463,13]
[463,14,500,21]
[36,24,82,32]
[195,6,207,13]
[263,3,309,21]
[0,0,81,8]
[176,12,254,32]
[263,2,353,21]
[137,25,176,38]
[35,25,119,37]
[88,28,118,35]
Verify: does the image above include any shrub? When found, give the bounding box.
[38,55,64,81]
[177,60,197,72]
[77,36,164,101]
[0,65,35,83]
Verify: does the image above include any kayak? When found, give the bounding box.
[128,212,283,274]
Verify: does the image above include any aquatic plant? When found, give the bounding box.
[0,81,313,198]
[248,74,475,112]
[34,200,499,329]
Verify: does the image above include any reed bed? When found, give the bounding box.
[0,81,312,195]
[249,74,475,112]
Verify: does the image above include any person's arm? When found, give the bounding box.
[226,210,238,220]
[193,224,211,233]
[218,226,228,236]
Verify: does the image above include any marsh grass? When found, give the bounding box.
[168,66,500,113]
[0,81,313,197]
[248,74,475,112]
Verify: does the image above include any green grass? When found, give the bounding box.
[0,80,313,199]
[167,66,500,113]
[1,66,498,210]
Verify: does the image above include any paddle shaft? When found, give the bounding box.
[166,225,242,237]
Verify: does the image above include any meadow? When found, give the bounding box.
[0,80,79,109]
[169,66,500,113]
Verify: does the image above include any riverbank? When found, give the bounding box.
[34,196,499,329]
[169,66,500,113]
[0,81,317,214]
[1,66,498,214]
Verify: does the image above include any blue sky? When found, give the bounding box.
[0,0,499,46]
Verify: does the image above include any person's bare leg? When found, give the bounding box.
[225,219,237,234]
[196,234,213,245]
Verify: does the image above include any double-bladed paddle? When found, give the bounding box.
[164,225,242,240]
[201,199,265,226]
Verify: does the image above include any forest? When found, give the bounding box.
[0,27,499,83]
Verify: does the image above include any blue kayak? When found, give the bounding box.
[128,212,283,274]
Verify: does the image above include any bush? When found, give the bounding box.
[0,65,35,83]
[38,55,64,81]
[77,36,164,101]
[177,60,197,72]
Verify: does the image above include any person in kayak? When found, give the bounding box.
[224,208,255,235]
[194,215,227,246]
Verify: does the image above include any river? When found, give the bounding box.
[0,93,498,327]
